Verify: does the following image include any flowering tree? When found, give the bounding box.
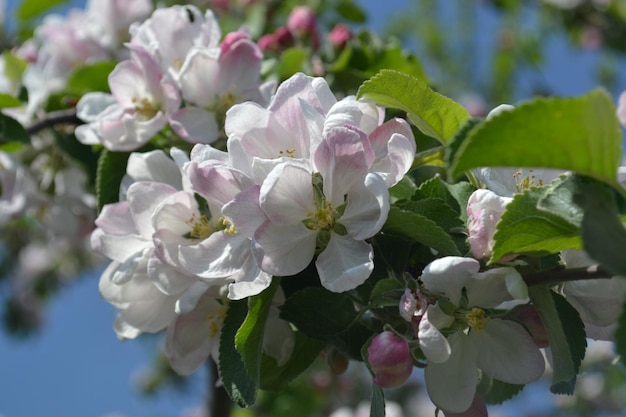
[3,0,626,416]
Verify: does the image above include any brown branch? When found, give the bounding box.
[26,109,83,135]
[210,359,232,417]
[522,264,613,287]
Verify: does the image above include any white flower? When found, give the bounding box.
[418,257,544,413]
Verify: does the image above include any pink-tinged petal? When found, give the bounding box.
[316,233,373,292]
[222,185,265,239]
[474,319,545,384]
[127,181,178,238]
[421,257,480,306]
[179,232,250,278]
[253,221,317,276]
[217,38,263,98]
[186,161,253,207]
[108,60,150,109]
[369,118,416,186]
[126,149,183,189]
[425,332,479,413]
[467,189,512,259]
[466,267,527,308]
[617,91,626,128]
[76,92,117,122]
[563,277,626,326]
[190,143,229,164]
[341,173,389,240]
[324,96,381,136]
[169,107,219,144]
[227,253,273,300]
[259,163,314,225]
[178,47,221,106]
[147,254,196,295]
[419,304,453,363]
[314,126,371,204]
[91,228,149,263]
[367,331,413,388]
[165,288,226,375]
[94,201,136,235]
[263,305,295,366]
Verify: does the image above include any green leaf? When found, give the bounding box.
[16,0,68,20]
[276,48,309,80]
[529,286,586,394]
[491,186,582,262]
[66,61,117,94]
[357,70,470,144]
[369,278,405,308]
[3,52,28,83]
[389,175,417,201]
[383,206,461,256]
[280,287,371,359]
[370,384,386,417]
[219,299,257,407]
[0,93,23,109]
[0,113,30,144]
[413,146,445,168]
[448,89,623,191]
[614,298,626,368]
[477,374,525,405]
[96,149,130,212]
[235,279,280,386]
[259,330,326,392]
[336,0,367,23]
[574,177,626,276]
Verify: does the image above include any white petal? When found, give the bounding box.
[316,233,373,292]
[474,319,545,384]
[421,257,480,306]
[259,162,314,225]
[425,332,479,413]
[341,173,389,240]
[127,181,178,238]
[169,107,219,144]
[563,277,626,326]
[253,221,317,276]
[263,306,295,366]
[466,267,527,308]
[418,305,452,363]
[147,254,196,295]
[179,232,250,278]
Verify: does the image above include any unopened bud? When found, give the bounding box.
[287,6,317,37]
[327,349,349,375]
[367,331,413,388]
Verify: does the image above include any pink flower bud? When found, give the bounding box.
[257,34,276,52]
[287,6,317,37]
[328,23,352,49]
[466,189,512,260]
[367,331,413,388]
[220,31,250,55]
[510,305,549,348]
[274,26,294,49]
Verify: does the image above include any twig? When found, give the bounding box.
[210,360,232,417]
[522,265,612,287]
[26,109,84,135]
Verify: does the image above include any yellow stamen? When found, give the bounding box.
[278,148,297,158]
[465,307,490,333]
[304,199,335,231]
[186,213,216,240]
[132,97,159,119]
[513,169,543,192]
[219,216,239,236]
[207,305,228,338]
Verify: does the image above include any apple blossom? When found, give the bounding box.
[418,257,544,413]
[466,189,512,260]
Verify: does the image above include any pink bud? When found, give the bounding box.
[367,331,413,388]
[328,23,352,49]
[510,305,549,348]
[287,6,317,37]
[220,31,250,55]
[466,189,512,260]
[274,26,294,49]
[257,34,276,52]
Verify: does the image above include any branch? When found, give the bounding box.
[209,359,232,417]
[522,264,612,287]
[26,109,83,135]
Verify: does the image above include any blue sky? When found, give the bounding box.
[1,1,626,417]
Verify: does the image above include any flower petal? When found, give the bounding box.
[316,233,373,292]
[419,304,453,363]
[421,257,480,306]
[253,221,316,276]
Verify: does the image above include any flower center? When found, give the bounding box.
[132,97,159,119]
[465,307,490,333]
[278,148,297,158]
[185,213,218,240]
[207,304,228,338]
[304,198,335,231]
[513,169,543,192]
[219,216,239,236]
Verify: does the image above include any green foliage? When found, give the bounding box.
[280,287,371,359]
[259,331,325,392]
[370,384,386,417]
[357,69,470,144]
[477,374,525,405]
[16,0,68,20]
[0,113,30,144]
[220,299,257,407]
[383,206,461,256]
[235,279,281,387]
[491,186,582,262]
[448,89,623,191]
[66,61,118,94]
[95,149,130,212]
[335,0,367,22]
[0,93,24,109]
[529,286,587,395]
[574,177,626,277]
[615,298,626,368]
